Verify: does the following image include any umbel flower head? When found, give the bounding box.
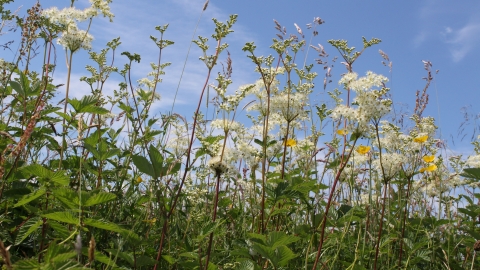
[208,156,228,176]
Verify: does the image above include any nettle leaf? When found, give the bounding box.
[461,168,480,180]
[83,248,118,267]
[272,245,296,267]
[84,192,116,207]
[132,154,155,178]
[266,231,299,249]
[83,218,124,233]
[12,259,39,269]
[15,217,42,245]
[237,260,255,270]
[21,165,69,186]
[14,188,46,207]
[43,211,79,225]
[53,188,80,209]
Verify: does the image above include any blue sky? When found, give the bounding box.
[4,0,480,153]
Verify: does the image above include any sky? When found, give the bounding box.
[3,0,480,154]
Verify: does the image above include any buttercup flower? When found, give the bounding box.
[356,145,371,155]
[420,164,437,173]
[285,138,296,147]
[413,135,428,143]
[135,176,143,185]
[337,129,348,136]
[422,155,435,163]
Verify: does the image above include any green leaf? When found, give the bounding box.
[12,259,40,269]
[132,154,155,178]
[162,255,176,265]
[83,218,124,233]
[14,188,46,207]
[15,217,42,245]
[10,80,25,97]
[53,188,80,209]
[105,249,133,265]
[43,211,79,225]
[461,168,480,180]
[148,144,164,175]
[272,245,296,267]
[83,248,118,267]
[84,192,116,207]
[236,260,255,270]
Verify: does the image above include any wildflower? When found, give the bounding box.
[356,145,371,155]
[422,155,435,163]
[420,164,437,173]
[337,129,348,136]
[135,176,143,185]
[285,138,296,147]
[143,218,156,224]
[413,135,428,143]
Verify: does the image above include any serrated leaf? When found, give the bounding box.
[83,218,124,233]
[43,211,79,225]
[267,231,299,249]
[53,188,80,209]
[162,255,176,265]
[50,171,69,186]
[83,248,118,267]
[12,259,39,269]
[15,217,42,245]
[10,80,25,96]
[148,144,164,175]
[14,188,46,207]
[272,245,296,267]
[461,168,480,180]
[105,249,133,265]
[132,154,155,178]
[101,148,120,160]
[84,192,116,207]
[237,260,255,270]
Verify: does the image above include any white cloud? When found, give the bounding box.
[442,22,480,62]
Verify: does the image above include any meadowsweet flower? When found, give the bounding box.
[420,164,437,173]
[208,156,228,176]
[422,155,435,163]
[356,145,371,155]
[337,129,348,136]
[285,138,296,147]
[372,153,406,180]
[413,135,428,143]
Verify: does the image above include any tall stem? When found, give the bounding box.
[59,51,73,169]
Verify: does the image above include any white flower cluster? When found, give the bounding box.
[42,0,114,52]
[332,71,391,133]
[372,152,406,180]
[208,156,229,176]
[166,119,189,158]
[210,119,244,133]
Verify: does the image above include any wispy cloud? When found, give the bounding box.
[414,0,480,62]
[441,22,480,62]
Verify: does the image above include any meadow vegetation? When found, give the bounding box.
[1,0,480,269]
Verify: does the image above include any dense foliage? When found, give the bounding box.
[1,1,480,269]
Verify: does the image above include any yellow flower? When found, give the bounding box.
[285,138,296,147]
[419,164,437,173]
[413,135,428,143]
[356,145,371,155]
[337,129,348,136]
[422,155,435,163]
[135,176,143,185]
[143,218,156,224]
